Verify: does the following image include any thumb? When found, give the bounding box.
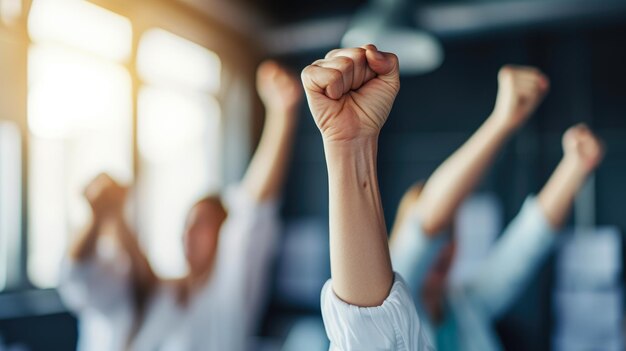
[363,45,400,87]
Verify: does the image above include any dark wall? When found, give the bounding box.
[0,313,77,351]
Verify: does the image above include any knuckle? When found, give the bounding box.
[301,65,313,79]
[499,65,513,75]
[329,69,343,82]
[335,56,354,70]
[325,49,341,59]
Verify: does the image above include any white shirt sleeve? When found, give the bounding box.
[212,184,281,331]
[321,274,435,351]
[58,249,132,316]
[464,195,557,318]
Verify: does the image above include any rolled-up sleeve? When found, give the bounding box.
[321,274,434,351]
[58,253,131,316]
[465,196,557,318]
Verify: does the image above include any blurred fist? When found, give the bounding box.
[84,173,128,218]
[562,124,604,173]
[301,45,400,142]
[257,60,303,112]
[492,65,550,130]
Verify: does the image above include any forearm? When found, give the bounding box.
[112,216,158,286]
[416,115,512,235]
[537,156,589,230]
[242,107,298,202]
[69,217,104,262]
[324,137,393,307]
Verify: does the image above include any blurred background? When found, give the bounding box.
[0,0,625,350]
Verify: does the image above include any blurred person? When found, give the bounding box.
[59,61,302,351]
[390,66,605,350]
[302,45,435,350]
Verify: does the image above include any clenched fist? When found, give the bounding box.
[492,65,550,130]
[301,45,400,143]
[562,124,605,174]
[84,173,128,219]
[257,60,303,113]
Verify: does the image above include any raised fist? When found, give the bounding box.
[562,124,605,173]
[257,60,303,112]
[301,45,400,143]
[84,173,128,218]
[492,65,550,130]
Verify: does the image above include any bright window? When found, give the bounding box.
[26,2,224,286]
[137,29,222,278]
[0,0,22,25]
[27,0,133,288]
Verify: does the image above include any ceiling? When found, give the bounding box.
[179,0,626,54]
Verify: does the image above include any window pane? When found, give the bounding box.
[0,0,22,25]
[28,0,132,62]
[138,87,221,278]
[27,45,133,288]
[28,45,132,138]
[0,121,21,291]
[137,29,221,93]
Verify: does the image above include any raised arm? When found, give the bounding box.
[538,124,604,229]
[467,124,604,318]
[414,66,549,235]
[302,45,400,307]
[242,61,302,202]
[72,174,157,288]
[69,174,125,261]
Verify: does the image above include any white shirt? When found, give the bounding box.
[59,185,280,351]
[321,274,435,351]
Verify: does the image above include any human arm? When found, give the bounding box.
[413,65,550,236]
[537,124,604,229]
[466,124,605,318]
[302,45,399,307]
[241,61,302,202]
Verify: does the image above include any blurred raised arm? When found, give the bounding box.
[69,174,124,261]
[538,124,604,229]
[242,61,302,202]
[466,124,604,317]
[302,45,400,306]
[70,174,157,289]
[414,66,549,235]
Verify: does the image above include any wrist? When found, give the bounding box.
[323,135,379,156]
[266,104,298,117]
[266,107,298,128]
[560,155,592,180]
[486,110,519,135]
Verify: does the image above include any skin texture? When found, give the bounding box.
[302,44,400,307]
[69,60,302,310]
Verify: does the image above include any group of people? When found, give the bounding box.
[60,45,604,351]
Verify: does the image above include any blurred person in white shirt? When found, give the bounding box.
[59,61,302,351]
